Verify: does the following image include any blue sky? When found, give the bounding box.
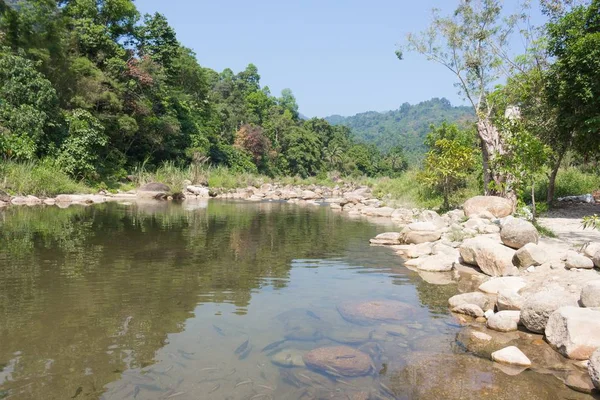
[136,0,544,118]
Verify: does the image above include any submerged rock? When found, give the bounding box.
[271,349,306,368]
[337,300,415,326]
[303,346,372,377]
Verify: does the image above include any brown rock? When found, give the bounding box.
[337,300,415,326]
[463,196,513,218]
[303,346,372,377]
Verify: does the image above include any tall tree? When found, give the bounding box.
[398,0,526,198]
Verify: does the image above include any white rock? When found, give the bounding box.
[417,253,456,272]
[487,310,521,332]
[484,309,495,319]
[583,243,600,259]
[459,237,518,277]
[491,346,532,367]
[369,232,401,245]
[478,277,526,295]
[497,289,524,311]
[500,218,539,249]
[565,250,594,270]
[401,222,442,245]
[449,292,494,311]
[545,306,600,360]
[581,281,600,307]
[186,185,210,197]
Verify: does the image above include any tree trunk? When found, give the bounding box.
[531,183,536,223]
[477,117,514,201]
[547,147,566,208]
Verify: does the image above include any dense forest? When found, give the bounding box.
[0,0,413,181]
[326,98,474,161]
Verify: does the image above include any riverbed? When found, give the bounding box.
[0,201,591,399]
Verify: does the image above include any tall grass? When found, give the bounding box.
[0,159,91,197]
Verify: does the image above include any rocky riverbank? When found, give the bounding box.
[3,182,600,395]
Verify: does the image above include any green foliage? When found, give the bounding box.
[0,49,58,159]
[419,124,476,209]
[57,109,108,179]
[582,215,600,231]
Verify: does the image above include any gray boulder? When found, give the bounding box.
[139,182,171,192]
[514,243,548,268]
[545,306,600,360]
[459,237,517,277]
[521,291,578,333]
[500,218,539,249]
[580,281,600,307]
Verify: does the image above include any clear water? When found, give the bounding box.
[0,201,592,399]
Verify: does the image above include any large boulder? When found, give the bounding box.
[500,218,539,249]
[514,243,548,268]
[520,291,579,333]
[545,306,600,360]
[565,250,595,270]
[589,349,600,390]
[303,346,372,377]
[370,232,402,245]
[459,237,517,277]
[401,222,442,245]
[463,196,513,218]
[583,243,600,259]
[448,292,494,311]
[478,277,526,294]
[581,281,600,307]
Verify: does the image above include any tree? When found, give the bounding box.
[280,126,321,177]
[58,109,108,179]
[381,145,408,176]
[546,0,600,160]
[419,124,476,209]
[0,50,58,160]
[399,0,527,198]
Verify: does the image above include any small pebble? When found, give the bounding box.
[526,266,535,273]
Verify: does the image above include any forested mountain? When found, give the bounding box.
[0,0,408,180]
[325,98,474,162]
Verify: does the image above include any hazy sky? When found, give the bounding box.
[136,0,544,118]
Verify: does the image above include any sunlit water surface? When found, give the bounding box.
[0,201,592,399]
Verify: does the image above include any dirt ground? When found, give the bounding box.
[538,202,600,246]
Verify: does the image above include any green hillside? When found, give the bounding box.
[325,98,475,162]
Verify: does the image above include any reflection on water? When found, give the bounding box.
[0,201,591,399]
